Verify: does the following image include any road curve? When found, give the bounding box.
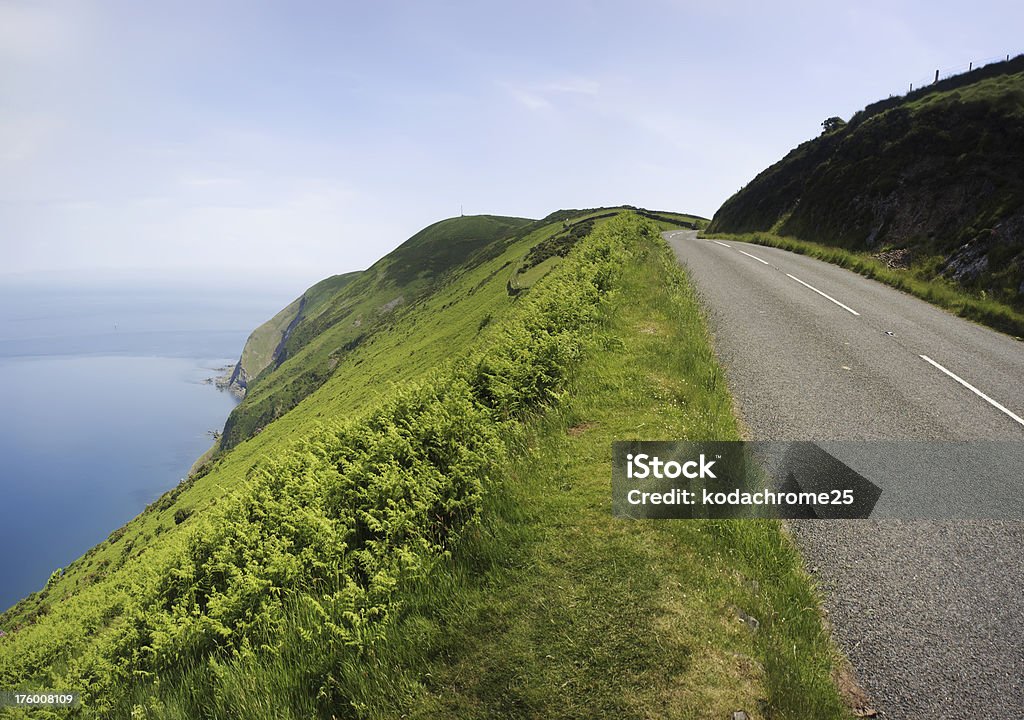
[665,229,1024,718]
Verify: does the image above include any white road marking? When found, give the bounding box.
[919,355,1024,428]
[738,249,770,265]
[713,240,731,247]
[785,273,860,316]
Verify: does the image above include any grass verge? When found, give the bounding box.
[703,231,1024,339]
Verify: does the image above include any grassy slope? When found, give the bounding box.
[220,215,532,449]
[0,213,846,719]
[237,296,301,381]
[0,215,542,635]
[235,272,363,387]
[506,207,708,293]
[640,209,710,231]
[708,57,1024,318]
[378,226,846,720]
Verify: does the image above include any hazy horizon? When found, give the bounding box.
[3,0,1022,291]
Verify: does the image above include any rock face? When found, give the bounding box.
[216,362,249,398]
[944,239,991,283]
[708,56,1024,309]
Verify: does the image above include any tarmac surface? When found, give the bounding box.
[665,229,1024,718]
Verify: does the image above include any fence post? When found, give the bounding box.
[934,69,939,83]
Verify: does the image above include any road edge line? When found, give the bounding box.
[919,355,1024,428]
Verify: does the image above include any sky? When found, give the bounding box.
[2,0,1022,292]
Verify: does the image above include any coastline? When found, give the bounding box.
[203,363,246,400]
[187,437,220,477]
[194,361,245,475]
[0,353,243,614]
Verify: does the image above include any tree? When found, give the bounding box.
[821,116,847,134]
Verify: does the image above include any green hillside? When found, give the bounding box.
[219,215,531,449]
[0,211,846,719]
[227,272,363,394]
[708,55,1024,315]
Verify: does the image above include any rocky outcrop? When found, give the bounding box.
[216,362,249,398]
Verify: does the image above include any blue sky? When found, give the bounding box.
[2,0,1022,290]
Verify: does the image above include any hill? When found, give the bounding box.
[708,55,1024,311]
[224,271,364,394]
[217,214,532,449]
[217,210,707,452]
[0,210,845,719]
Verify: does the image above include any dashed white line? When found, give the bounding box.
[919,355,1024,428]
[696,237,1023,430]
[785,273,861,316]
[738,249,770,265]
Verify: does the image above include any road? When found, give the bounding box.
[664,229,1024,718]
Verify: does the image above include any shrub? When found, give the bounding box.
[173,508,192,525]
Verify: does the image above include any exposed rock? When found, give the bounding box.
[380,296,405,313]
[735,607,760,632]
[873,247,913,269]
[865,225,882,247]
[943,240,990,283]
[214,361,248,399]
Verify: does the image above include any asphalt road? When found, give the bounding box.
[664,229,1024,718]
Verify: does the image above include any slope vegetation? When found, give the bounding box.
[1,212,845,719]
[219,215,531,448]
[226,271,363,394]
[709,55,1024,314]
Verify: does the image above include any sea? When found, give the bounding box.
[0,281,295,613]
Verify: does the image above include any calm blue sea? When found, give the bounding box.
[0,283,293,613]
